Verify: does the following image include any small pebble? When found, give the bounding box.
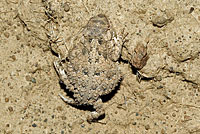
[44,118,48,122]
[31,78,36,83]
[32,123,37,127]
[169,67,174,72]
[155,76,162,81]
[81,124,85,128]
[152,15,173,27]
[8,106,13,112]
[132,122,137,125]
[189,7,194,14]
[61,116,67,120]
[4,32,10,38]
[57,106,63,111]
[161,129,166,134]
[16,35,20,40]
[61,130,64,134]
[172,113,176,117]
[63,2,70,12]
[10,55,16,61]
[145,124,150,130]
[25,75,32,81]
[5,98,9,102]
[157,85,163,89]
[52,115,55,119]
[25,75,36,83]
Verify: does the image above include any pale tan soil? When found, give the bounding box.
[0,0,200,134]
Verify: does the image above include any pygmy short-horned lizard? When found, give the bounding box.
[53,14,123,122]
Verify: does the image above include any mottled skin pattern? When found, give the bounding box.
[54,14,122,122]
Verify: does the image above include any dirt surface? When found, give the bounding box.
[0,0,200,134]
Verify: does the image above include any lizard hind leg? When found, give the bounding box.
[87,98,105,123]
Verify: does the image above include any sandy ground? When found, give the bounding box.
[0,0,200,134]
